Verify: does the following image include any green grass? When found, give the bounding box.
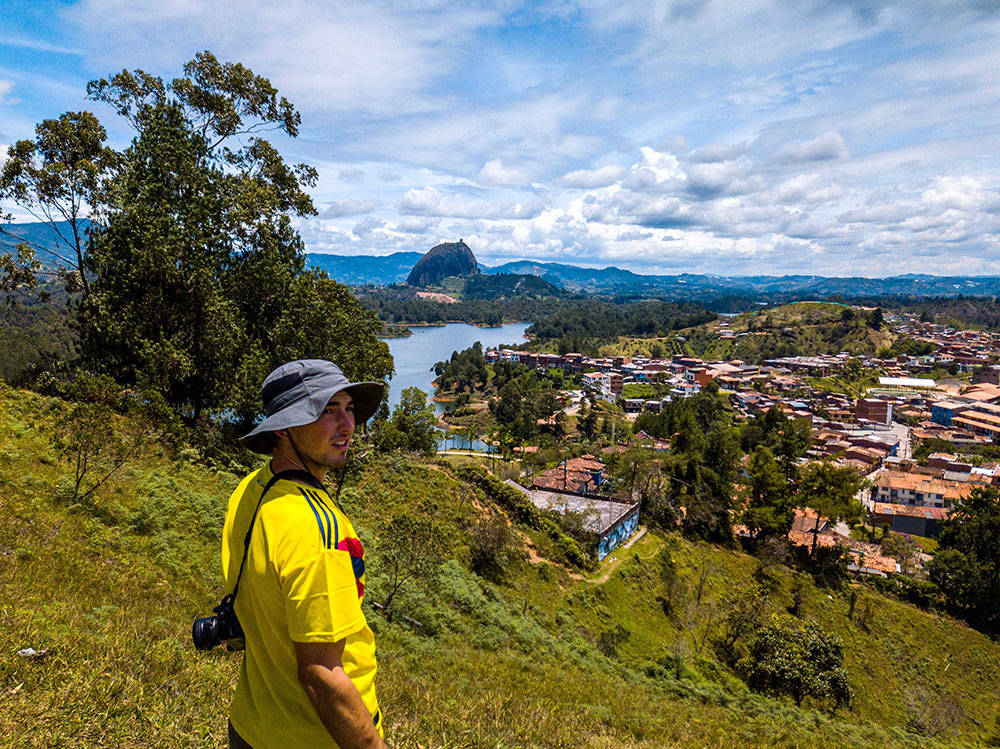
[2,384,998,747]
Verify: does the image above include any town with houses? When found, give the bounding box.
[485,311,1000,575]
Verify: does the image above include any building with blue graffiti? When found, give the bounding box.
[506,477,641,562]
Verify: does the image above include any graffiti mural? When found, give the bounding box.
[597,509,640,561]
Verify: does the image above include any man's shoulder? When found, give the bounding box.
[259,481,343,549]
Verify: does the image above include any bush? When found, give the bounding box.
[468,514,518,581]
[739,613,853,714]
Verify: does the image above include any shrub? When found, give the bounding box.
[468,514,518,581]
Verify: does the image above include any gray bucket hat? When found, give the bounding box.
[239,359,385,454]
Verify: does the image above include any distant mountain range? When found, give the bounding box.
[0,220,93,273]
[307,251,425,285]
[6,222,1000,300]
[306,251,1000,299]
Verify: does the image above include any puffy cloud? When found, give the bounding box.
[338,168,367,183]
[378,171,402,182]
[561,164,626,189]
[352,216,388,239]
[773,173,845,204]
[921,175,986,210]
[684,161,761,199]
[477,159,531,186]
[394,216,440,234]
[688,142,748,163]
[320,198,380,218]
[0,80,12,103]
[397,186,543,220]
[774,131,848,163]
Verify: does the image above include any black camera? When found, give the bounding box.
[192,594,245,651]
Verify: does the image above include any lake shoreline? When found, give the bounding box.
[380,319,533,339]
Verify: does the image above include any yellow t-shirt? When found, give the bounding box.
[222,463,381,748]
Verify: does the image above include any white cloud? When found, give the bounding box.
[25,0,999,275]
[921,175,986,210]
[773,131,848,163]
[320,199,380,218]
[773,173,845,204]
[477,159,531,186]
[561,164,626,189]
[338,169,367,183]
[688,142,748,163]
[65,0,502,115]
[394,216,440,234]
[0,80,12,103]
[397,186,543,220]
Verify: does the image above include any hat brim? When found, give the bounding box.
[239,380,385,454]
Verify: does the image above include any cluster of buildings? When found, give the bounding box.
[486,312,1000,568]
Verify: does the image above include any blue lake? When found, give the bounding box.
[384,321,531,450]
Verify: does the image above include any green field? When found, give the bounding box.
[2,384,999,747]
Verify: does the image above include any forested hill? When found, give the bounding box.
[307,251,423,285]
[1,220,94,273]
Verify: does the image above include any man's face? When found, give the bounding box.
[286,390,356,470]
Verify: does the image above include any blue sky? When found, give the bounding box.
[2,0,999,276]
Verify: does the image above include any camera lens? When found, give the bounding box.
[192,616,220,650]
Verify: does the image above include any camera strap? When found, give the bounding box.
[230,467,329,601]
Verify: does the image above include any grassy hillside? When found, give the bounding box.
[2,384,999,747]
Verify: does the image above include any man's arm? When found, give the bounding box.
[294,640,388,749]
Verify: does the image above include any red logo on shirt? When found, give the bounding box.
[337,537,365,598]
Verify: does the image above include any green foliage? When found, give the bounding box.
[373,387,438,454]
[372,512,440,615]
[929,485,1000,634]
[881,534,920,575]
[683,302,895,364]
[60,52,391,422]
[0,283,78,384]
[527,299,715,341]
[4,385,1000,747]
[467,514,518,581]
[51,374,176,502]
[743,446,795,541]
[741,406,812,476]
[433,342,488,393]
[633,395,738,545]
[357,283,566,327]
[597,624,631,657]
[0,111,120,295]
[488,369,559,443]
[739,613,853,713]
[634,387,731,440]
[797,461,865,555]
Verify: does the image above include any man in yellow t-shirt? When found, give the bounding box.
[222,359,388,749]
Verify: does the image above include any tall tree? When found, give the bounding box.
[0,111,120,296]
[929,486,1000,633]
[77,53,390,420]
[796,461,865,556]
[742,446,794,541]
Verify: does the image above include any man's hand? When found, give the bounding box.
[294,640,389,749]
